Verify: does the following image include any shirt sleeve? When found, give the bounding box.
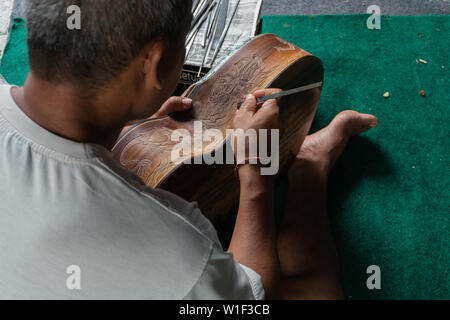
[184,244,265,300]
[149,188,265,300]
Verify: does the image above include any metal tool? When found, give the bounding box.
[197,0,223,76]
[211,0,229,52]
[202,1,217,47]
[192,0,211,20]
[192,0,211,27]
[236,82,324,109]
[207,0,221,39]
[210,0,240,66]
[192,0,201,13]
[185,28,200,59]
[186,0,216,46]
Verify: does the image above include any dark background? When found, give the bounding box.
[12,0,450,17]
[261,0,449,15]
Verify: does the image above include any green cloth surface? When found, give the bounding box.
[0,18,29,86]
[1,16,449,299]
[262,15,449,300]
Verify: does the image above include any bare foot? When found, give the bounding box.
[278,111,378,299]
[290,110,378,179]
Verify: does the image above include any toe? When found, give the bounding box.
[292,110,378,176]
[331,110,378,137]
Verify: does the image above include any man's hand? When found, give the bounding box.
[232,89,281,167]
[233,89,281,132]
[151,96,192,118]
[123,97,193,131]
[229,89,282,299]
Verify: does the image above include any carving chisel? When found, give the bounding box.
[207,0,220,39]
[197,0,224,76]
[202,1,217,47]
[237,82,323,109]
[185,1,215,47]
[185,28,199,59]
[211,0,229,52]
[192,0,200,13]
[192,0,210,26]
[210,0,240,66]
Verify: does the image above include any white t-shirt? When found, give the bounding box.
[0,84,264,300]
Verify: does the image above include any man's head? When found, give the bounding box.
[26,0,192,119]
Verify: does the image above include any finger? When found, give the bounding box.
[253,88,283,99]
[240,94,257,115]
[253,89,283,113]
[259,97,280,113]
[257,96,280,120]
[152,96,192,118]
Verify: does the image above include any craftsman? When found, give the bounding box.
[0,0,378,299]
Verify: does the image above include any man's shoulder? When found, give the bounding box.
[0,84,12,107]
[0,137,218,299]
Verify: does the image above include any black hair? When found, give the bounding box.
[26,0,193,87]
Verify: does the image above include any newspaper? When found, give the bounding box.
[0,0,14,62]
[186,0,263,68]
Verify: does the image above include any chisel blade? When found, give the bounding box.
[211,0,229,51]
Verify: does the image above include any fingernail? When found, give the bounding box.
[246,94,254,100]
[182,98,192,105]
[369,121,378,128]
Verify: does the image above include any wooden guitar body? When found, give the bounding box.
[112,34,324,235]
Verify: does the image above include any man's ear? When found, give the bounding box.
[142,39,166,90]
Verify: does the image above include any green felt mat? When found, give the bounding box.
[262,15,449,300]
[0,19,29,86]
[1,16,449,300]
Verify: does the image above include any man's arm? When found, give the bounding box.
[227,90,282,299]
[228,165,280,299]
